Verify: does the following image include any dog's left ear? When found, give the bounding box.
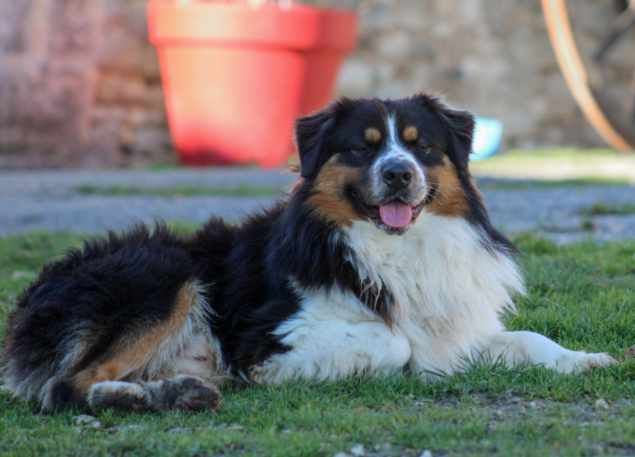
[413,94,475,170]
[440,106,475,170]
[295,101,345,179]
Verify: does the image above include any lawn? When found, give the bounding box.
[74,184,284,198]
[0,231,634,457]
[471,148,635,184]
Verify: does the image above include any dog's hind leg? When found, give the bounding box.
[481,331,617,374]
[64,281,223,412]
[2,226,227,413]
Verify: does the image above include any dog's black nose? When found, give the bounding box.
[382,162,414,189]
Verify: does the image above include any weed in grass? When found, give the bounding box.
[580,203,635,217]
[536,221,592,234]
[580,217,595,232]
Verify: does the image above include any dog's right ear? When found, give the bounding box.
[295,100,346,180]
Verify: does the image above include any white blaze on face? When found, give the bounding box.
[370,113,427,201]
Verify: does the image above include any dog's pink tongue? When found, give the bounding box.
[379,202,413,229]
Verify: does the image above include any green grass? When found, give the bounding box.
[74,184,285,198]
[580,203,635,217]
[144,163,180,172]
[471,148,635,185]
[478,177,631,190]
[472,148,623,170]
[1,231,635,456]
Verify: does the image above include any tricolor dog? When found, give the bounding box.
[2,94,616,412]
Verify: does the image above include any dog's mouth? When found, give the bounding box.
[352,186,437,235]
[378,200,422,227]
[370,199,424,234]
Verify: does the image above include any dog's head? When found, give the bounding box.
[295,94,476,234]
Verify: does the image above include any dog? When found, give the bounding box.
[2,94,616,413]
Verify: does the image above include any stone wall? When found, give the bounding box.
[343,0,634,148]
[0,0,171,168]
[1,0,632,168]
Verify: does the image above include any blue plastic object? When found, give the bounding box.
[471,117,503,161]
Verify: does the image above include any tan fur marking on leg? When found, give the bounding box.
[426,157,470,217]
[307,155,361,226]
[74,281,199,394]
[168,334,221,383]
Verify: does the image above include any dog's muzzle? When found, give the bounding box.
[371,158,428,231]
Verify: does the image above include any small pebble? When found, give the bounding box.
[419,450,433,457]
[374,443,392,451]
[11,271,33,280]
[73,414,102,429]
[350,444,365,456]
[413,399,431,408]
[107,424,143,434]
[595,398,609,409]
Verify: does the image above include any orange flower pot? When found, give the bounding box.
[300,8,358,116]
[148,1,357,167]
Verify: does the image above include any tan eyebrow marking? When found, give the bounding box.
[403,125,418,143]
[364,127,382,144]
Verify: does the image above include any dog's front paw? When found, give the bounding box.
[554,351,617,374]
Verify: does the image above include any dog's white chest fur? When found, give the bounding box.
[256,213,525,382]
[345,213,524,373]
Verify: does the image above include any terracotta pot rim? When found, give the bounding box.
[148,1,356,51]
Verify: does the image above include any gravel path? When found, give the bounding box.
[2,169,635,243]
